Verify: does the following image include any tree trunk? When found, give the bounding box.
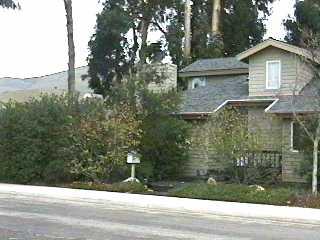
[64,0,76,93]
[211,0,221,36]
[184,0,192,61]
[139,19,150,65]
[312,138,319,195]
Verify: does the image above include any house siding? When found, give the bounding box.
[296,58,314,92]
[184,121,210,177]
[281,118,306,182]
[249,47,299,96]
[248,107,282,151]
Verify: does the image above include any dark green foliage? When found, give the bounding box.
[0,95,79,184]
[168,0,274,65]
[87,0,180,94]
[284,0,320,46]
[87,0,134,95]
[170,183,295,206]
[0,94,132,184]
[222,0,266,56]
[139,91,190,180]
[88,0,274,92]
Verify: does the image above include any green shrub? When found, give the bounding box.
[0,94,138,184]
[67,181,148,194]
[0,95,78,183]
[169,183,295,206]
[138,90,191,181]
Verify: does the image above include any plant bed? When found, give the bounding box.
[290,195,320,209]
[169,183,297,206]
[63,181,150,194]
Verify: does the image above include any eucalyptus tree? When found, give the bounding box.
[64,0,76,93]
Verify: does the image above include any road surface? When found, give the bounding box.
[0,193,319,240]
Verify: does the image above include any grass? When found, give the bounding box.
[169,183,296,206]
[63,181,320,209]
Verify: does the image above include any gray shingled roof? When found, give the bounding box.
[180,75,249,113]
[267,80,320,114]
[180,57,248,73]
[266,95,320,114]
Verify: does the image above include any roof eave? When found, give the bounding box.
[236,39,319,64]
[179,68,248,78]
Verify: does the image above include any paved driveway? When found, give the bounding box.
[0,193,319,240]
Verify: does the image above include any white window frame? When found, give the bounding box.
[290,121,299,153]
[191,77,207,89]
[266,60,281,90]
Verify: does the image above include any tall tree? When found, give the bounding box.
[88,0,274,93]
[284,0,320,46]
[0,0,19,8]
[222,0,270,56]
[168,0,274,66]
[64,0,76,93]
[211,0,221,37]
[184,0,192,62]
[87,0,180,95]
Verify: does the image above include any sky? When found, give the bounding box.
[0,0,295,79]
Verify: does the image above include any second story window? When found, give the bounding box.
[192,77,206,89]
[266,60,281,89]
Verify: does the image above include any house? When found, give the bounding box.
[179,38,320,182]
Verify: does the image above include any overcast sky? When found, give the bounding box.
[0,0,295,79]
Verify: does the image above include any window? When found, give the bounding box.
[191,77,206,89]
[291,121,303,152]
[266,60,281,89]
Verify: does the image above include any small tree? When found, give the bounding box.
[69,102,141,183]
[292,30,320,195]
[195,107,264,183]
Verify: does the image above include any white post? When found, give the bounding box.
[131,164,136,179]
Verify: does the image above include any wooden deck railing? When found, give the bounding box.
[235,151,282,169]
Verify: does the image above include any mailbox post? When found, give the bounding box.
[123,151,140,183]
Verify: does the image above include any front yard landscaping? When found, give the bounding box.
[57,180,320,209]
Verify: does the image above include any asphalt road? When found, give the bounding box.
[0,193,319,240]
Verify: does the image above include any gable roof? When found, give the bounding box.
[237,38,320,63]
[179,57,248,77]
